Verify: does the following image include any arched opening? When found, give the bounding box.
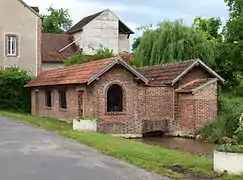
[107,84,123,112]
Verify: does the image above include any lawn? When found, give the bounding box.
[0,111,242,180]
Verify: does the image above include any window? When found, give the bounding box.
[107,84,123,112]
[45,91,52,108]
[5,35,18,56]
[59,90,67,109]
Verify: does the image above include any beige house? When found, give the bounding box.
[42,9,134,70]
[0,0,42,76]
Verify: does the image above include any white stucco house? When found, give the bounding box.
[42,9,134,70]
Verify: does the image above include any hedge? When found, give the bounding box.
[0,67,32,112]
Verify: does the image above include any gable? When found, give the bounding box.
[66,9,134,35]
[176,66,213,86]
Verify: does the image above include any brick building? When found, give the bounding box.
[25,57,224,137]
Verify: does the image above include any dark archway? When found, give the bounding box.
[107,84,123,112]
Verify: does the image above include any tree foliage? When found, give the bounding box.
[0,67,32,112]
[132,37,140,52]
[64,48,115,66]
[133,20,215,67]
[42,6,73,33]
[91,47,114,61]
[220,0,243,88]
[64,50,88,66]
[193,17,222,40]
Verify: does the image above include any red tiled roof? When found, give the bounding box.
[42,33,77,62]
[176,79,211,93]
[136,60,196,85]
[25,57,117,87]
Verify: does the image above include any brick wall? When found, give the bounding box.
[170,66,217,134]
[177,82,218,133]
[84,66,174,135]
[31,86,79,122]
[194,82,218,131]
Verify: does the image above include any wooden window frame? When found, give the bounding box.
[5,34,19,57]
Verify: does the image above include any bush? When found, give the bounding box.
[91,47,114,61]
[64,50,88,66]
[0,67,32,112]
[216,144,243,153]
[199,95,243,143]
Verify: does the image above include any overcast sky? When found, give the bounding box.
[25,0,229,36]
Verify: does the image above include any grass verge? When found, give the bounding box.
[0,111,242,179]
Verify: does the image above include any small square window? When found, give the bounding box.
[5,35,18,56]
[45,91,52,108]
[59,90,67,109]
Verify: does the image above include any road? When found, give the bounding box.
[0,117,170,180]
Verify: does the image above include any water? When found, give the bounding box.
[139,137,214,157]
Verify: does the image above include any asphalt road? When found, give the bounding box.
[0,117,170,180]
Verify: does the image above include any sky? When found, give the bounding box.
[25,0,229,36]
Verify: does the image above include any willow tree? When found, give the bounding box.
[133,20,216,67]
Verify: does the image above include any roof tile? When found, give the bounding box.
[136,60,196,85]
[25,57,117,87]
[42,33,77,62]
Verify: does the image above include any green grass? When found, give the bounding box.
[0,111,242,179]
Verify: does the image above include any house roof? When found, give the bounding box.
[25,57,148,88]
[175,79,216,93]
[17,0,42,18]
[66,9,134,34]
[137,59,224,85]
[42,33,78,63]
[137,60,196,85]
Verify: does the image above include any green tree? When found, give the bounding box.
[131,25,153,52]
[224,0,243,43]
[64,50,88,66]
[219,0,243,88]
[91,47,114,61]
[193,17,222,40]
[132,37,140,52]
[42,6,73,33]
[133,20,215,67]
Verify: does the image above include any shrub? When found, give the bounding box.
[199,95,243,143]
[64,50,89,66]
[0,67,32,112]
[216,144,243,153]
[91,47,114,61]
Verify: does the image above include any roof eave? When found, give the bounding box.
[66,28,83,34]
[18,0,42,18]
